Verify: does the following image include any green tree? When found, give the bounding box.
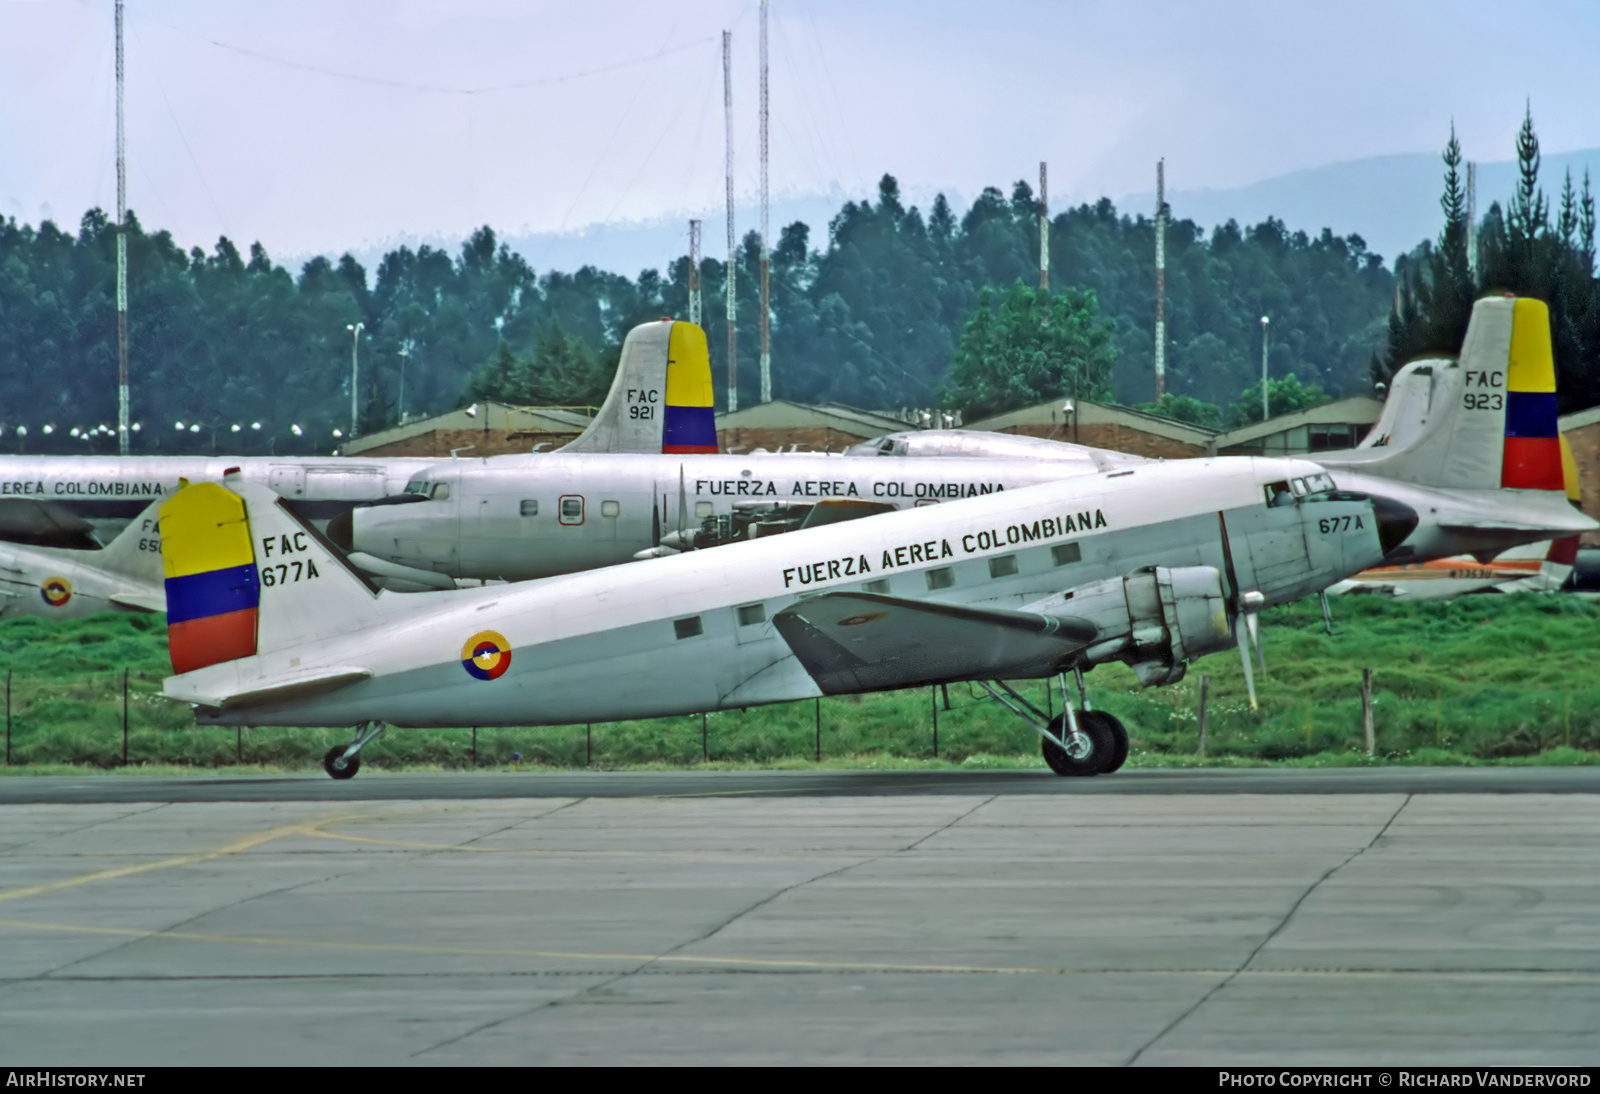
[1228,373,1331,427]
[942,281,1118,420]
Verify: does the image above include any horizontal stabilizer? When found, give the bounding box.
[772,591,1096,694]
[109,591,165,613]
[163,667,371,711]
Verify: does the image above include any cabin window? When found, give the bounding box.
[695,501,714,518]
[601,500,620,518]
[988,554,1018,579]
[925,567,954,591]
[737,604,765,626]
[674,616,703,640]
[1052,542,1081,567]
[559,495,584,525]
[431,483,451,501]
[863,579,890,594]
[519,500,539,517]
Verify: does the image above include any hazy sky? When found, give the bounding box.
[3,0,1598,263]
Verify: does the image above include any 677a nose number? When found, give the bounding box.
[1318,515,1365,534]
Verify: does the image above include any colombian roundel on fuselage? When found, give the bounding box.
[40,577,71,607]
[661,321,718,454]
[462,630,512,681]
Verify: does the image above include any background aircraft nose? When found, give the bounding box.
[1371,494,1420,555]
[326,509,353,551]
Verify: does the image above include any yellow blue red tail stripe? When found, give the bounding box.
[159,482,261,674]
[1500,298,1563,490]
[661,321,718,453]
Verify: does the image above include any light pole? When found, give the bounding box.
[1260,315,1271,422]
[397,341,412,426]
[346,322,364,438]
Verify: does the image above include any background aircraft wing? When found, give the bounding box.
[772,591,1096,694]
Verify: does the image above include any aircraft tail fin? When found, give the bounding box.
[160,473,386,675]
[560,319,718,454]
[91,497,166,584]
[1329,296,1567,492]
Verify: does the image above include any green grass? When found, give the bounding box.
[0,597,1597,772]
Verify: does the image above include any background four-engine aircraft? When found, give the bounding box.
[342,297,1592,592]
[0,316,709,551]
[156,453,1415,779]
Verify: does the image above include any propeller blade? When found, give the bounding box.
[651,485,661,548]
[1245,610,1265,675]
[1235,614,1258,711]
[677,465,688,538]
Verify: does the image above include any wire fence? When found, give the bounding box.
[1,666,1594,770]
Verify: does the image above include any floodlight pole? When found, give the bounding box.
[115,0,130,455]
[1260,315,1271,421]
[347,322,364,438]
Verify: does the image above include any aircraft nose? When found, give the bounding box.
[1371,494,1420,555]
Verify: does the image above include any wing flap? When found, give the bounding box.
[772,592,1096,694]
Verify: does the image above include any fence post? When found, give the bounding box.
[4,668,10,766]
[1362,668,1375,759]
[941,684,951,711]
[122,668,129,766]
[471,726,477,766]
[701,712,708,762]
[931,685,939,758]
[1196,674,1210,757]
[814,698,821,763]
[236,725,242,765]
[586,723,592,766]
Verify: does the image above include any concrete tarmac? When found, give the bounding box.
[1,764,1596,803]
[0,780,1596,1065]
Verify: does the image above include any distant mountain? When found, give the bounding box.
[299,149,1600,282]
[1121,148,1600,264]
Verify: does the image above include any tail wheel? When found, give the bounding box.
[322,746,360,780]
[1041,713,1115,777]
[1082,711,1130,774]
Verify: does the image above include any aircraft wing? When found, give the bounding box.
[772,592,1097,694]
[162,667,372,711]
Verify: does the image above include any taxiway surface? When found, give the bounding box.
[0,774,1595,1065]
[1,764,1596,803]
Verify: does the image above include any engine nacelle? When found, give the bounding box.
[1053,565,1233,686]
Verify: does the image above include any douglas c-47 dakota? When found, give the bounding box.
[155,454,1418,779]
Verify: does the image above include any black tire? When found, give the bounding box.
[1040,713,1114,777]
[323,745,360,780]
[1083,710,1130,774]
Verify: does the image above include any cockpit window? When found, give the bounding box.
[1290,478,1308,496]
[430,483,451,501]
[404,477,430,497]
[1265,480,1295,507]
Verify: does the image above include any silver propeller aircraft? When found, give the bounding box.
[0,497,164,619]
[156,454,1416,779]
[0,316,705,547]
[844,296,1594,568]
[344,296,1591,591]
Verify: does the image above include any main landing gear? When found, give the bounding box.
[977,669,1129,778]
[322,720,387,780]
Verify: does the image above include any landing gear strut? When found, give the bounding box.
[322,721,387,780]
[976,673,1129,777]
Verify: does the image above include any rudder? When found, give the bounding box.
[559,319,718,454]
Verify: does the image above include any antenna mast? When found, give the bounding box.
[1038,162,1049,290]
[758,0,771,403]
[723,30,737,413]
[688,220,702,325]
[1154,159,1167,401]
[115,0,129,454]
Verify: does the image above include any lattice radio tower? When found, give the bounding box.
[723,31,737,413]
[758,0,771,403]
[116,0,130,454]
